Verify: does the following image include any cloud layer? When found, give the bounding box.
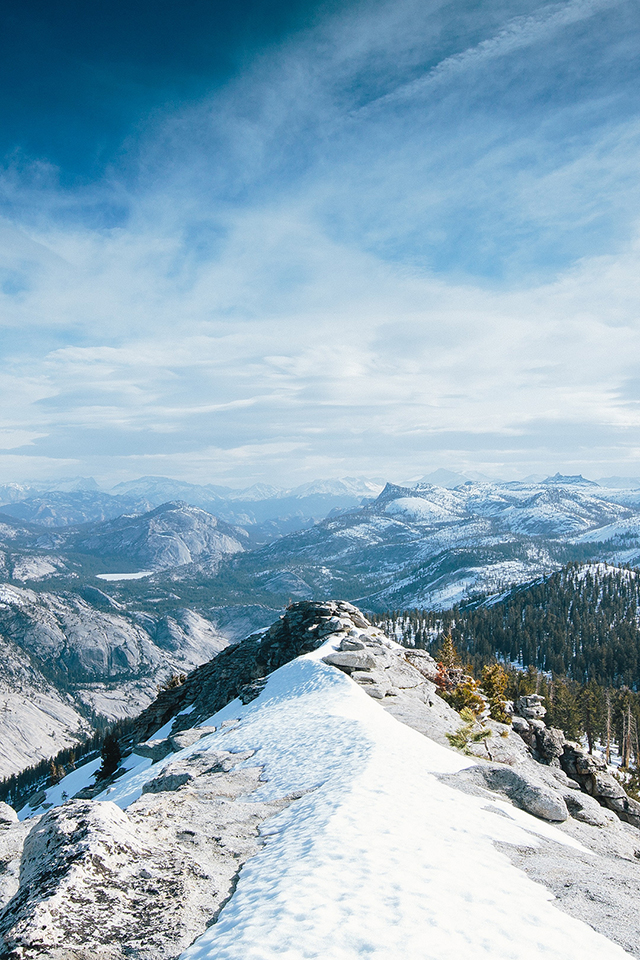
[1,0,639,485]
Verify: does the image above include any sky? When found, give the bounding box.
[1,0,640,488]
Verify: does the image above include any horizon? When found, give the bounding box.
[1,466,640,495]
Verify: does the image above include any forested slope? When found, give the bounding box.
[375,563,640,688]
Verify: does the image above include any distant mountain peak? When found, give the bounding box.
[543,472,599,487]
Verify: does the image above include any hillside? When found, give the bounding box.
[0,583,234,777]
[0,502,248,582]
[1,602,639,959]
[380,563,640,688]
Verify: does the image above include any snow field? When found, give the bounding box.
[36,632,628,959]
[174,653,623,960]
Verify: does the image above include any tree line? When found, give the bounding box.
[0,715,136,810]
[370,562,640,768]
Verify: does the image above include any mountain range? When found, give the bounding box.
[163,476,640,611]
[0,476,385,540]
[3,474,640,778]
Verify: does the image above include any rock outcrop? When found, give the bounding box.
[0,752,291,959]
[506,688,640,830]
[132,600,372,744]
[561,744,640,828]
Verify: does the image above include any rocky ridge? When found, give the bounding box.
[2,602,640,958]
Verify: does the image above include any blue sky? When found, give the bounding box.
[1,0,639,486]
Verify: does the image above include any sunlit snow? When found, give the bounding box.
[70,638,627,960]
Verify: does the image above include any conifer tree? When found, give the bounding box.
[97,732,122,781]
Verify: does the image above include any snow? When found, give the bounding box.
[96,571,154,581]
[11,556,64,581]
[17,757,102,820]
[181,658,613,960]
[384,496,461,523]
[78,636,626,960]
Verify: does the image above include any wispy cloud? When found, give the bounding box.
[0,0,639,484]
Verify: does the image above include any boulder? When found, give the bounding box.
[133,738,174,762]
[535,726,566,763]
[592,772,627,800]
[606,794,640,828]
[339,638,366,651]
[0,803,18,826]
[514,694,546,721]
[322,651,377,672]
[461,764,569,822]
[562,790,617,827]
[363,684,388,699]
[143,771,193,793]
[169,726,217,751]
[318,616,349,636]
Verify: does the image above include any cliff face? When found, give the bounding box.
[0,584,230,778]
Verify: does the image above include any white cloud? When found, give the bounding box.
[0,0,639,484]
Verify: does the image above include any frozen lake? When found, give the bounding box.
[96,571,154,581]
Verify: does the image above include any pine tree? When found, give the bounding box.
[97,732,122,781]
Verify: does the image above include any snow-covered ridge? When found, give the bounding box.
[2,602,639,959]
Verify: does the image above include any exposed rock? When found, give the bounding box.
[132,600,369,744]
[563,790,618,827]
[362,684,388,699]
[317,616,349,636]
[322,651,377,672]
[133,738,175,762]
[514,694,546,721]
[441,763,569,822]
[338,638,365,651]
[0,756,289,959]
[404,649,438,681]
[534,725,566,763]
[0,811,31,914]
[510,715,531,737]
[463,720,531,765]
[0,583,230,778]
[71,501,245,571]
[169,727,217,752]
[0,805,17,827]
[561,744,640,829]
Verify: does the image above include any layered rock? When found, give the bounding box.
[508,689,640,829]
[561,745,640,828]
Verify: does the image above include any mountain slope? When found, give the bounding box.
[194,480,626,610]
[0,491,152,527]
[0,583,232,777]
[423,562,640,687]
[69,502,247,570]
